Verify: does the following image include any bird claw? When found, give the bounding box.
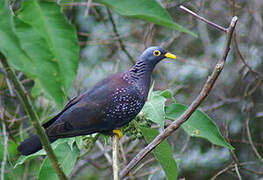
[113,129,123,139]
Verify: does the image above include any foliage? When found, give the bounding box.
[0,0,79,107]
[98,0,196,37]
[141,127,178,180]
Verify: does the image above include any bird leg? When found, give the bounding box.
[113,128,123,139]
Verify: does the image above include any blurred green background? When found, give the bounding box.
[1,0,263,179]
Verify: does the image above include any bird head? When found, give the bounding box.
[139,46,176,65]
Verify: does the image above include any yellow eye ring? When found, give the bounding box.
[153,50,161,56]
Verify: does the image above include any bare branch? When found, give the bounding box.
[120,16,238,179]
[246,111,263,163]
[233,33,263,78]
[179,5,227,33]
[106,8,136,65]
[234,163,242,180]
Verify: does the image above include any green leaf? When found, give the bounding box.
[18,1,79,93]
[0,0,34,73]
[165,103,234,150]
[98,0,196,37]
[141,127,177,180]
[15,139,68,168]
[75,136,83,150]
[0,1,79,107]
[13,17,65,106]
[142,91,166,128]
[155,89,176,102]
[38,142,79,180]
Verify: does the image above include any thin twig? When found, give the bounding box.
[79,134,100,159]
[234,163,242,180]
[0,56,67,180]
[246,111,263,163]
[120,16,238,179]
[96,140,112,164]
[211,162,234,180]
[84,0,93,18]
[106,8,136,65]
[179,5,227,33]
[133,158,156,175]
[1,120,8,180]
[112,135,120,180]
[233,33,263,78]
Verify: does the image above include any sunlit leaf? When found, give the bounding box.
[0,0,34,73]
[98,0,196,37]
[165,103,234,150]
[0,1,79,107]
[155,89,176,102]
[18,1,79,93]
[141,127,177,180]
[142,91,166,128]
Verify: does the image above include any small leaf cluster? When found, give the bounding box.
[122,114,153,140]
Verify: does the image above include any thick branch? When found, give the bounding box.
[120,16,238,179]
[0,56,67,180]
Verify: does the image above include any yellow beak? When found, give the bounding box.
[164,52,176,59]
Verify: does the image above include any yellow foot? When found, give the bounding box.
[113,129,123,139]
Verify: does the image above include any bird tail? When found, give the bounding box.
[17,135,57,156]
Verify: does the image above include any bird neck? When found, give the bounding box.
[127,60,156,98]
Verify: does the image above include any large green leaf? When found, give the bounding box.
[38,142,79,180]
[165,103,234,150]
[0,0,34,73]
[141,127,177,180]
[18,1,79,92]
[98,0,196,37]
[0,1,79,107]
[13,17,65,106]
[142,91,166,128]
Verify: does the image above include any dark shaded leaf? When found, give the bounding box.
[165,103,234,150]
[141,127,177,180]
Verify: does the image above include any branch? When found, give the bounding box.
[1,120,8,180]
[233,33,263,78]
[120,16,238,179]
[179,5,227,32]
[0,56,67,180]
[112,134,120,180]
[246,111,263,163]
[106,8,136,65]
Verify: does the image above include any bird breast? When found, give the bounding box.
[103,87,145,127]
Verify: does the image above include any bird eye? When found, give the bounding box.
[153,50,161,56]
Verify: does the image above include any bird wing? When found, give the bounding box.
[42,95,82,129]
[45,73,127,138]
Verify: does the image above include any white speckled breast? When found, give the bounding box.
[103,87,145,127]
